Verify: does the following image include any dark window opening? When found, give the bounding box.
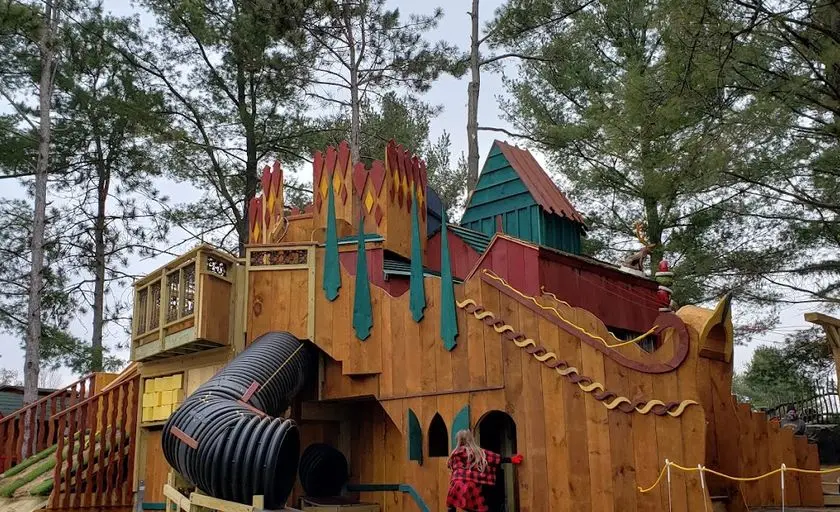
[428,413,449,457]
[609,326,660,353]
[476,410,519,512]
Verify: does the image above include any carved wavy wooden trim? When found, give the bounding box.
[457,298,698,417]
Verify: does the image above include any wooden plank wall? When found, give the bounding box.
[538,251,660,335]
[684,306,824,510]
[701,389,824,509]
[135,348,230,505]
[309,275,716,511]
[425,230,482,280]
[197,273,232,344]
[317,266,505,394]
[247,267,310,343]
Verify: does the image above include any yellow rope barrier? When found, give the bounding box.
[482,270,658,348]
[638,459,840,493]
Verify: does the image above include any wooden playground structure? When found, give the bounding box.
[2,139,839,512]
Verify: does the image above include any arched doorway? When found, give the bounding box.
[475,411,518,512]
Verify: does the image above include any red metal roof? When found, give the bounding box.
[494,140,585,225]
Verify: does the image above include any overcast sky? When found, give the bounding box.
[0,0,819,387]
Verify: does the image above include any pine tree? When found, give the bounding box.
[303,0,459,165]
[491,0,796,307]
[49,6,169,370]
[718,0,840,305]
[129,0,322,254]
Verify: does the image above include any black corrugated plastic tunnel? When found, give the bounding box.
[299,443,349,497]
[162,331,313,509]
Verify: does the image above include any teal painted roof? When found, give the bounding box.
[383,257,463,283]
[459,141,584,255]
[443,224,492,254]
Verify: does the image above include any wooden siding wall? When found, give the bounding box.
[460,153,545,248]
[425,231,482,280]
[313,268,715,511]
[459,144,581,254]
[247,267,311,343]
[471,237,660,335]
[538,251,660,335]
[471,238,542,296]
[338,247,409,297]
[541,214,582,254]
[197,273,232,344]
[683,304,823,509]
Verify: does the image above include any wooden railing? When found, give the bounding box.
[0,374,99,472]
[132,245,238,361]
[48,373,139,510]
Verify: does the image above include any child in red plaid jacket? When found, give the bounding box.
[446,429,523,512]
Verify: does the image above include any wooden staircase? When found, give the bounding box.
[45,365,139,511]
[0,374,116,473]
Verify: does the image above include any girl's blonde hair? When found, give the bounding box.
[452,429,487,472]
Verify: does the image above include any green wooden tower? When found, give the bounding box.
[460,140,585,254]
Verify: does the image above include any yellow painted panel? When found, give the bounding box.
[144,379,156,393]
[142,407,155,423]
[142,392,160,407]
[171,374,183,389]
[160,390,173,406]
[173,389,185,403]
[154,404,172,420]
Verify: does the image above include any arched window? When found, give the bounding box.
[428,413,449,457]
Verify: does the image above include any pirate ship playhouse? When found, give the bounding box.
[119,139,824,512]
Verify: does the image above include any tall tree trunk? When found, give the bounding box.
[343,1,364,227]
[466,0,481,192]
[644,198,663,276]
[233,8,257,257]
[90,156,109,373]
[23,0,59,458]
[344,3,360,165]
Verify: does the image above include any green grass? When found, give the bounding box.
[0,429,130,500]
[0,457,56,497]
[0,444,58,479]
[28,478,53,496]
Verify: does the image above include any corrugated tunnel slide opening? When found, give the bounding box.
[162,332,313,509]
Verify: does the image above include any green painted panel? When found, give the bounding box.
[440,209,459,351]
[505,209,518,236]
[460,142,582,252]
[323,181,341,301]
[460,192,537,225]
[352,215,373,341]
[468,179,530,206]
[451,405,470,448]
[473,173,521,192]
[531,205,543,244]
[409,190,426,322]
[0,392,23,416]
[518,208,532,240]
[408,408,423,464]
[541,214,582,254]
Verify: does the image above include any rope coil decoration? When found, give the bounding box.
[456,298,697,417]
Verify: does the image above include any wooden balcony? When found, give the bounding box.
[131,245,240,362]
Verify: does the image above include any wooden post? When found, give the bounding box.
[805,312,840,385]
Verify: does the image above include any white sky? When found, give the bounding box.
[0,0,824,386]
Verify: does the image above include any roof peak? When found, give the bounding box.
[487,140,585,225]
